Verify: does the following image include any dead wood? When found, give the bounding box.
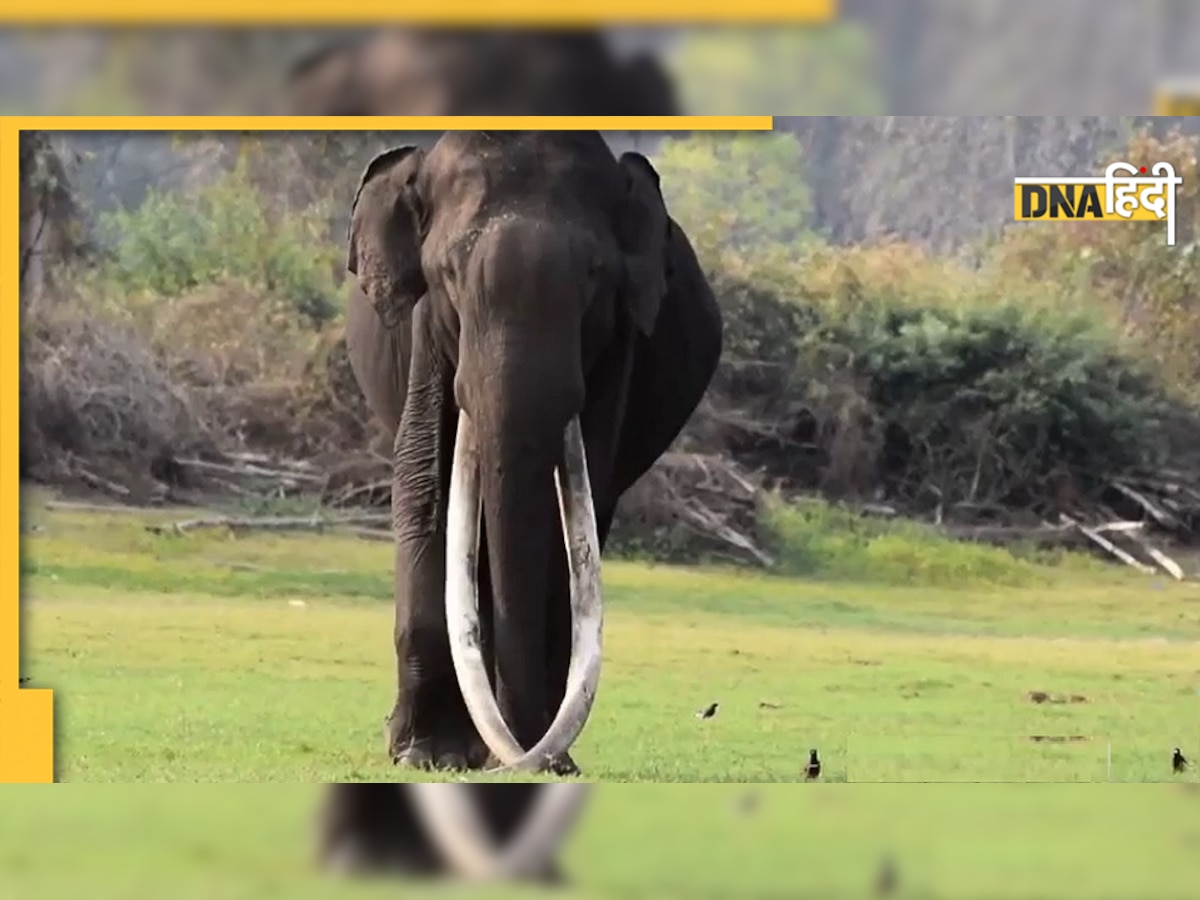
[145,512,391,536]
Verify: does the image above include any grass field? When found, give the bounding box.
[2,784,1199,899]
[9,486,1200,896]
[17,487,1200,784]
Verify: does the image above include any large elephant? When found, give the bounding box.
[285,28,678,117]
[344,131,722,775]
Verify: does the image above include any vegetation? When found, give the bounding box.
[20,494,1200,787]
[11,40,1200,899]
[3,782,1198,898]
[20,123,1200,575]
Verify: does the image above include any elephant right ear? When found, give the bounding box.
[347,145,429,329]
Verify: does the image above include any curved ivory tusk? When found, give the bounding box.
[407,783,593,880]
[443,412,604,771]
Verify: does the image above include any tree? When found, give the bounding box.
[653,132,815,259]
[666,25,883,115]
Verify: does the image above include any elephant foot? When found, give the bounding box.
[316,784,441,878]
[483,751,582,778]
[386,710,490,773]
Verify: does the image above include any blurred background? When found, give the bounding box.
[6,1,1200,116]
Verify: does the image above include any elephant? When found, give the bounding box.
[317,783,585,881]
[343,130,722,776]
[283,28,679,117]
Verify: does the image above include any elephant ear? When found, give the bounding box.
[621,54,680,116]
[347,145,428,329]
[616,151,672,337]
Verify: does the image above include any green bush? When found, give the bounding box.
[689,237,1177,517]
[93,154,342,327]
[799,300,1169,506]
[759,496,1089,587]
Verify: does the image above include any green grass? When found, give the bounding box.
[17,487,1200,784]
[10,487,1200,897]
[1,784,1199,899]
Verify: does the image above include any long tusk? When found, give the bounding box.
[407,783,593,881]
[443,412,604,771]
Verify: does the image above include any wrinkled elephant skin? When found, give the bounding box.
[344,131,722,774]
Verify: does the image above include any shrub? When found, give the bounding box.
[759,496,1068,587]
[92,152,343,328]
[696,237,1177,515]
[21,292,212,486]
[987,128,1200,397]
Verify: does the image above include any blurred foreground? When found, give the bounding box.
[0,784,1197,898]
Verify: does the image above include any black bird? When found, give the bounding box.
[734,790,760,815]
[696,702,719,720]
[875,854,898,896]
[804,749,822,781]
[18,677,29,685]
[1174,747,1189,774]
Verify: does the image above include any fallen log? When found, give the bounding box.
[145,512,391,536]
[1109,481,1183,531]
[1060,513,1157,575]
[175,457,327,485]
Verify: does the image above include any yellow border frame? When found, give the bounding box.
[0,114,770,783]
[0,0,836,25]
[1152,80,1200,115]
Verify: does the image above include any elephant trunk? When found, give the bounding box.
[407,783,593,880]
[443,403,603,772]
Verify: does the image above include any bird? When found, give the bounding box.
[696,702,719,720]
[804,749,822,781]
[874,854,898,896]
[1174,748,1190,774]
[734,790,760,816]
[18,677,29,685]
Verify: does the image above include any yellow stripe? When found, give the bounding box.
[5,116,773,132]
[0,0,837,24]
[0,119,55,783]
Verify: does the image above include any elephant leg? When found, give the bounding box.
[386,306,488,771]
[316,784,443,876]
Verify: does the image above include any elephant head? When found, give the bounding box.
[284,29,680,116]
[346,135,676,770]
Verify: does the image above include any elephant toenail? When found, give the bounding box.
[440,752,467,772]
[394,746,434,769]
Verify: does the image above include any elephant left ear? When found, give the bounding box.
[616,151,672,336]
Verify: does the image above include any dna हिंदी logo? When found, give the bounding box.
[1013,161,1183,246]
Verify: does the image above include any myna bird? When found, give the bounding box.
[804,749,821,781]
[874,854,898,896]
[696,702,719,720]
[1174,748,1190,774]
[734,790,760,816]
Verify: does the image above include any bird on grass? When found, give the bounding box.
[696,702,719,720]
[1174,748,1190,774]
[804,749,822,781]
[734,790,760,816]
[874,854,898,896]
[18,677,29,685]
